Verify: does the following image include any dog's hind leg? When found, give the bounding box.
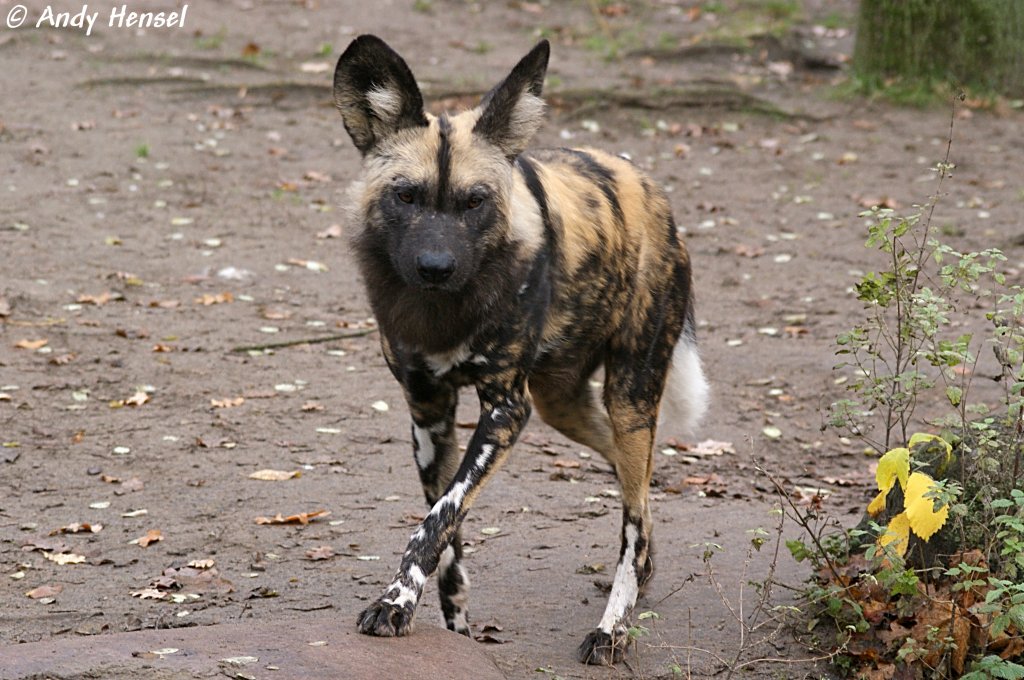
[576,317,685,664]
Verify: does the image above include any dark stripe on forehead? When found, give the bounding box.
[436,114,452,209]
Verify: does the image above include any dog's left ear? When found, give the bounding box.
[333,35,428,155]
[473,40,550,160]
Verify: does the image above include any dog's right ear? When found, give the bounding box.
[333,35,428,155]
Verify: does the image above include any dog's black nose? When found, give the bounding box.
[416,251,456,284]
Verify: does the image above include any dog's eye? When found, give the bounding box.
[396,188,415,204]
[466,194,485,210]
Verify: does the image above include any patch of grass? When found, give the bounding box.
[470,40,493,55]
[832,75,950,108]
[413,0,433,13]
[820,10,849,29]
[194,28,226,50]
[748,0,799,21]
[582,26,642,62]
[317,43,333,57]
[656,31,678,50]
[134,143,150,159]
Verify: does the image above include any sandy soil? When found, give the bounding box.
[2,1,1022,678]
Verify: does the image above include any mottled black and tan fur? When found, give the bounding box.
[333,35,709,665]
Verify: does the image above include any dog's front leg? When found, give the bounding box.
[357,378,531,637]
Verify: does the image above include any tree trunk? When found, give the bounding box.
[854,0,1024,97]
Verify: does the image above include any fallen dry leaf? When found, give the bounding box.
[248,469,301,482]
[305,545,335,561]
[299,61,330,73]
[286,258,328,272]
[211,397,245,409]
[44,551,86,565]
[77,291,121,306]
[303,170,331,183]
[733,244,765,258]
[188,558,215,569]
[686,439,735,456]
[255,509,330,526]
[14,339,48,350]
[130,588,167,600]
[110,391,150,408]
[194,292,233,306]
[50,522,102,535]
[260,308,292,321]
[135,529,164,548]
[316,224,342,239]
[26,584,63,599]
[552,459,581,469]
[301,401,324,412]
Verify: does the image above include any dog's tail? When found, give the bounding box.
[657,336,709,440]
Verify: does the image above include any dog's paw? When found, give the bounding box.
[445,618,471,637]
[357,600,415,637]
[576,627,628,665]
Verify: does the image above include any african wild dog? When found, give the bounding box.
[333,35,709,664]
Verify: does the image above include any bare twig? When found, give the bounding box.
[230,328,377,353]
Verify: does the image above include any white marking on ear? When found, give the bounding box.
[365,85,402,121]
[658,339,709,438]
[598,523,640,634]
[413,425,435,470]
[506,92,545,148]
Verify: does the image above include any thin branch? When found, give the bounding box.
[230,328,377,353]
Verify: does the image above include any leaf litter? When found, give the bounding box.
[255,509,330,525]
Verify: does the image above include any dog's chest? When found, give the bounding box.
[422,343,491,383]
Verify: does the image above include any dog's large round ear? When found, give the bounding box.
[473,40,550,160]
[333,35,428,155]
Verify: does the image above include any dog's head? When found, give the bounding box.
[334,35,549,293]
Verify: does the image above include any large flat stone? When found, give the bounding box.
[0,617,505,680]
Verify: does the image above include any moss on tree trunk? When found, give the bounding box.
[854,0,1024,97]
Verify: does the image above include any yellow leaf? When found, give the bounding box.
[904,472,949,541]
[867,489,888,517]
[875,447,910,492]
[878,512,910,557]
[908,432,952,463]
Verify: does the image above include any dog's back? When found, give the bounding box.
[514,146,706,435]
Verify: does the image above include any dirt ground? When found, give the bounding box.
[2,1,1023,678]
